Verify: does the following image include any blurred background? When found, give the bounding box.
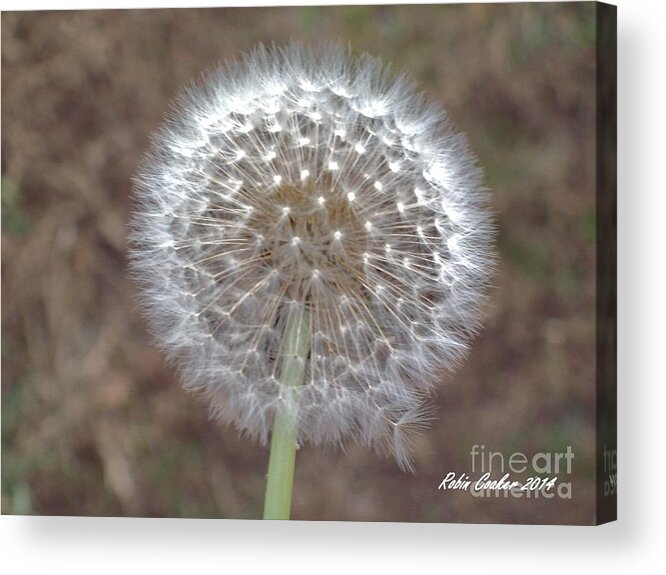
[2,3,597,523]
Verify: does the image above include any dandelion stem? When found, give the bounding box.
[263,305,310,520]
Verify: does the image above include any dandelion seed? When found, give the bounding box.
[130,44,493,486]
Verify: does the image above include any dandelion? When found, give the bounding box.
[130,43,493,519]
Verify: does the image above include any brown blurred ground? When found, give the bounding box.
[2,4,598,523]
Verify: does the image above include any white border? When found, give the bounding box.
[2,0,665,573]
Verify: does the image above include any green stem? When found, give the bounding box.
[263,305,309,520]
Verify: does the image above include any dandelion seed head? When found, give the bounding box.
[130,43,493,471]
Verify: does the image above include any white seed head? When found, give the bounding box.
[130,44,493,471]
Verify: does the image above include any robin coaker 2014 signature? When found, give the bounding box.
[437,444,574,499]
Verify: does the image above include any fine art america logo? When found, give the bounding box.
[438,445,574,499]
[604,444,617,496]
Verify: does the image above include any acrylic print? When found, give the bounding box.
[2,2,617,525]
